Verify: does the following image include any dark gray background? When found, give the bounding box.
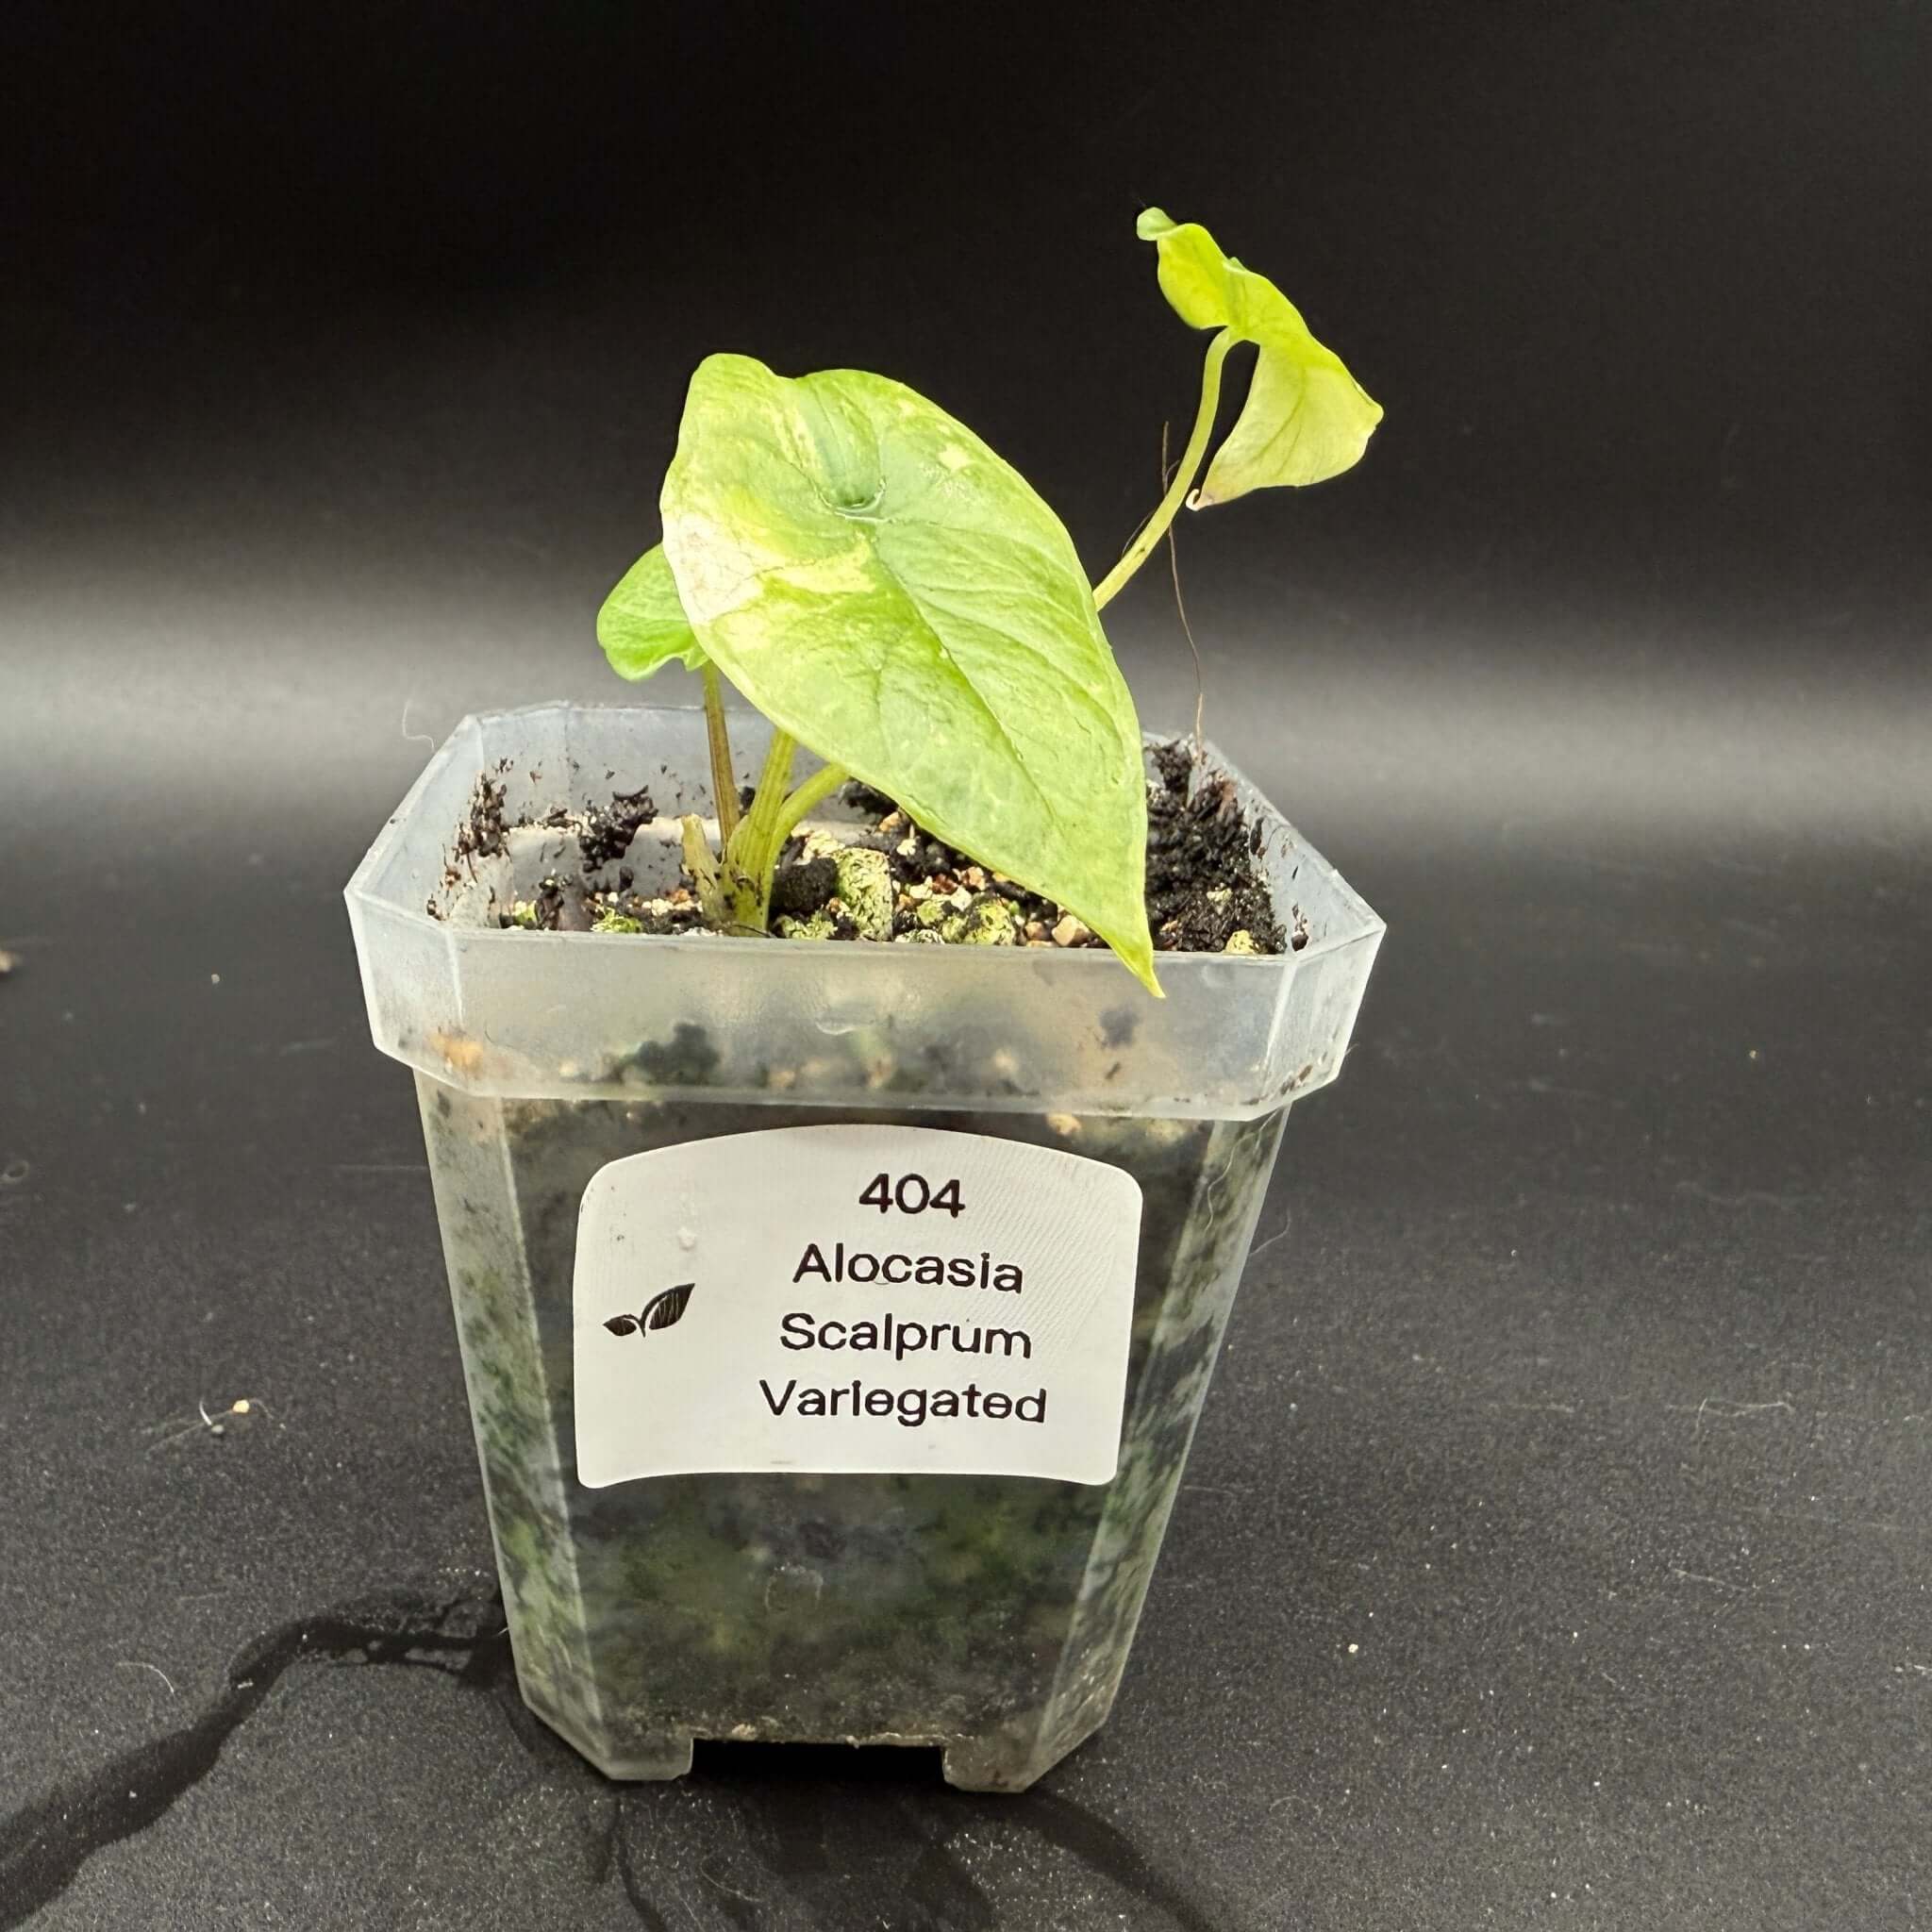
[3,4,1928,1927]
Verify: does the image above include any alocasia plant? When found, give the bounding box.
[597,208,1381,993]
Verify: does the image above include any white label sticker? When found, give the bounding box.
[573,1124,1142,1488]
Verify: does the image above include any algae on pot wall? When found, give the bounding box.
[423,1076,1283,1788]
[346,701,1383,1789]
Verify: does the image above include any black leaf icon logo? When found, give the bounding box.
[604,1283,695,1339]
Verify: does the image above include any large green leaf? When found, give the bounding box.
[597,543,708,677]
[660,353,1158,991]
[1138,208,1382,506]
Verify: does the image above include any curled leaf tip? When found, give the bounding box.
[1137,208,1382,501]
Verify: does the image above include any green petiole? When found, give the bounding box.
[701,664,741,843]
[1091,327,1235,612]
[695,722,851,934]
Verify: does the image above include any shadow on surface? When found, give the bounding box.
[607,1740,1221,1932]
[691,1739,949,1787]
[0,1588,1221,1932]
[0,1588,512,1931]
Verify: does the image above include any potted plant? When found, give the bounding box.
[346,209,1385,1790]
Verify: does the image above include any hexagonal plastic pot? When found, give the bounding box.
[345,702,1382,1791]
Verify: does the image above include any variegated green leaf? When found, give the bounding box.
[660,354,1158,990]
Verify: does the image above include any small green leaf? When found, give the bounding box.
[1137,208,1382,505]
[661,353,1158,991]
[597,544,708,677]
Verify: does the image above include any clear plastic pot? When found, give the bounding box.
[346,702,1382,1790]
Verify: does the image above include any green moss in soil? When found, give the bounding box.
[475,741,1291,958]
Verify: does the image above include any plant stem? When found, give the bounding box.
[702,745,849,932]
[1091,327,1236,612]
[679,814,720,899]
[701,664,741,843]
[769,760,850,849]
[745,728,798,846]
[710,727,798,930]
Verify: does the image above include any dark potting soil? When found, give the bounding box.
[466,742,1295,955]
[442,773,508,881]
[554,787,659,872]
[1143,742,1291,954]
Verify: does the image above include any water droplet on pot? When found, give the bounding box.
[676,1226,697,1251]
